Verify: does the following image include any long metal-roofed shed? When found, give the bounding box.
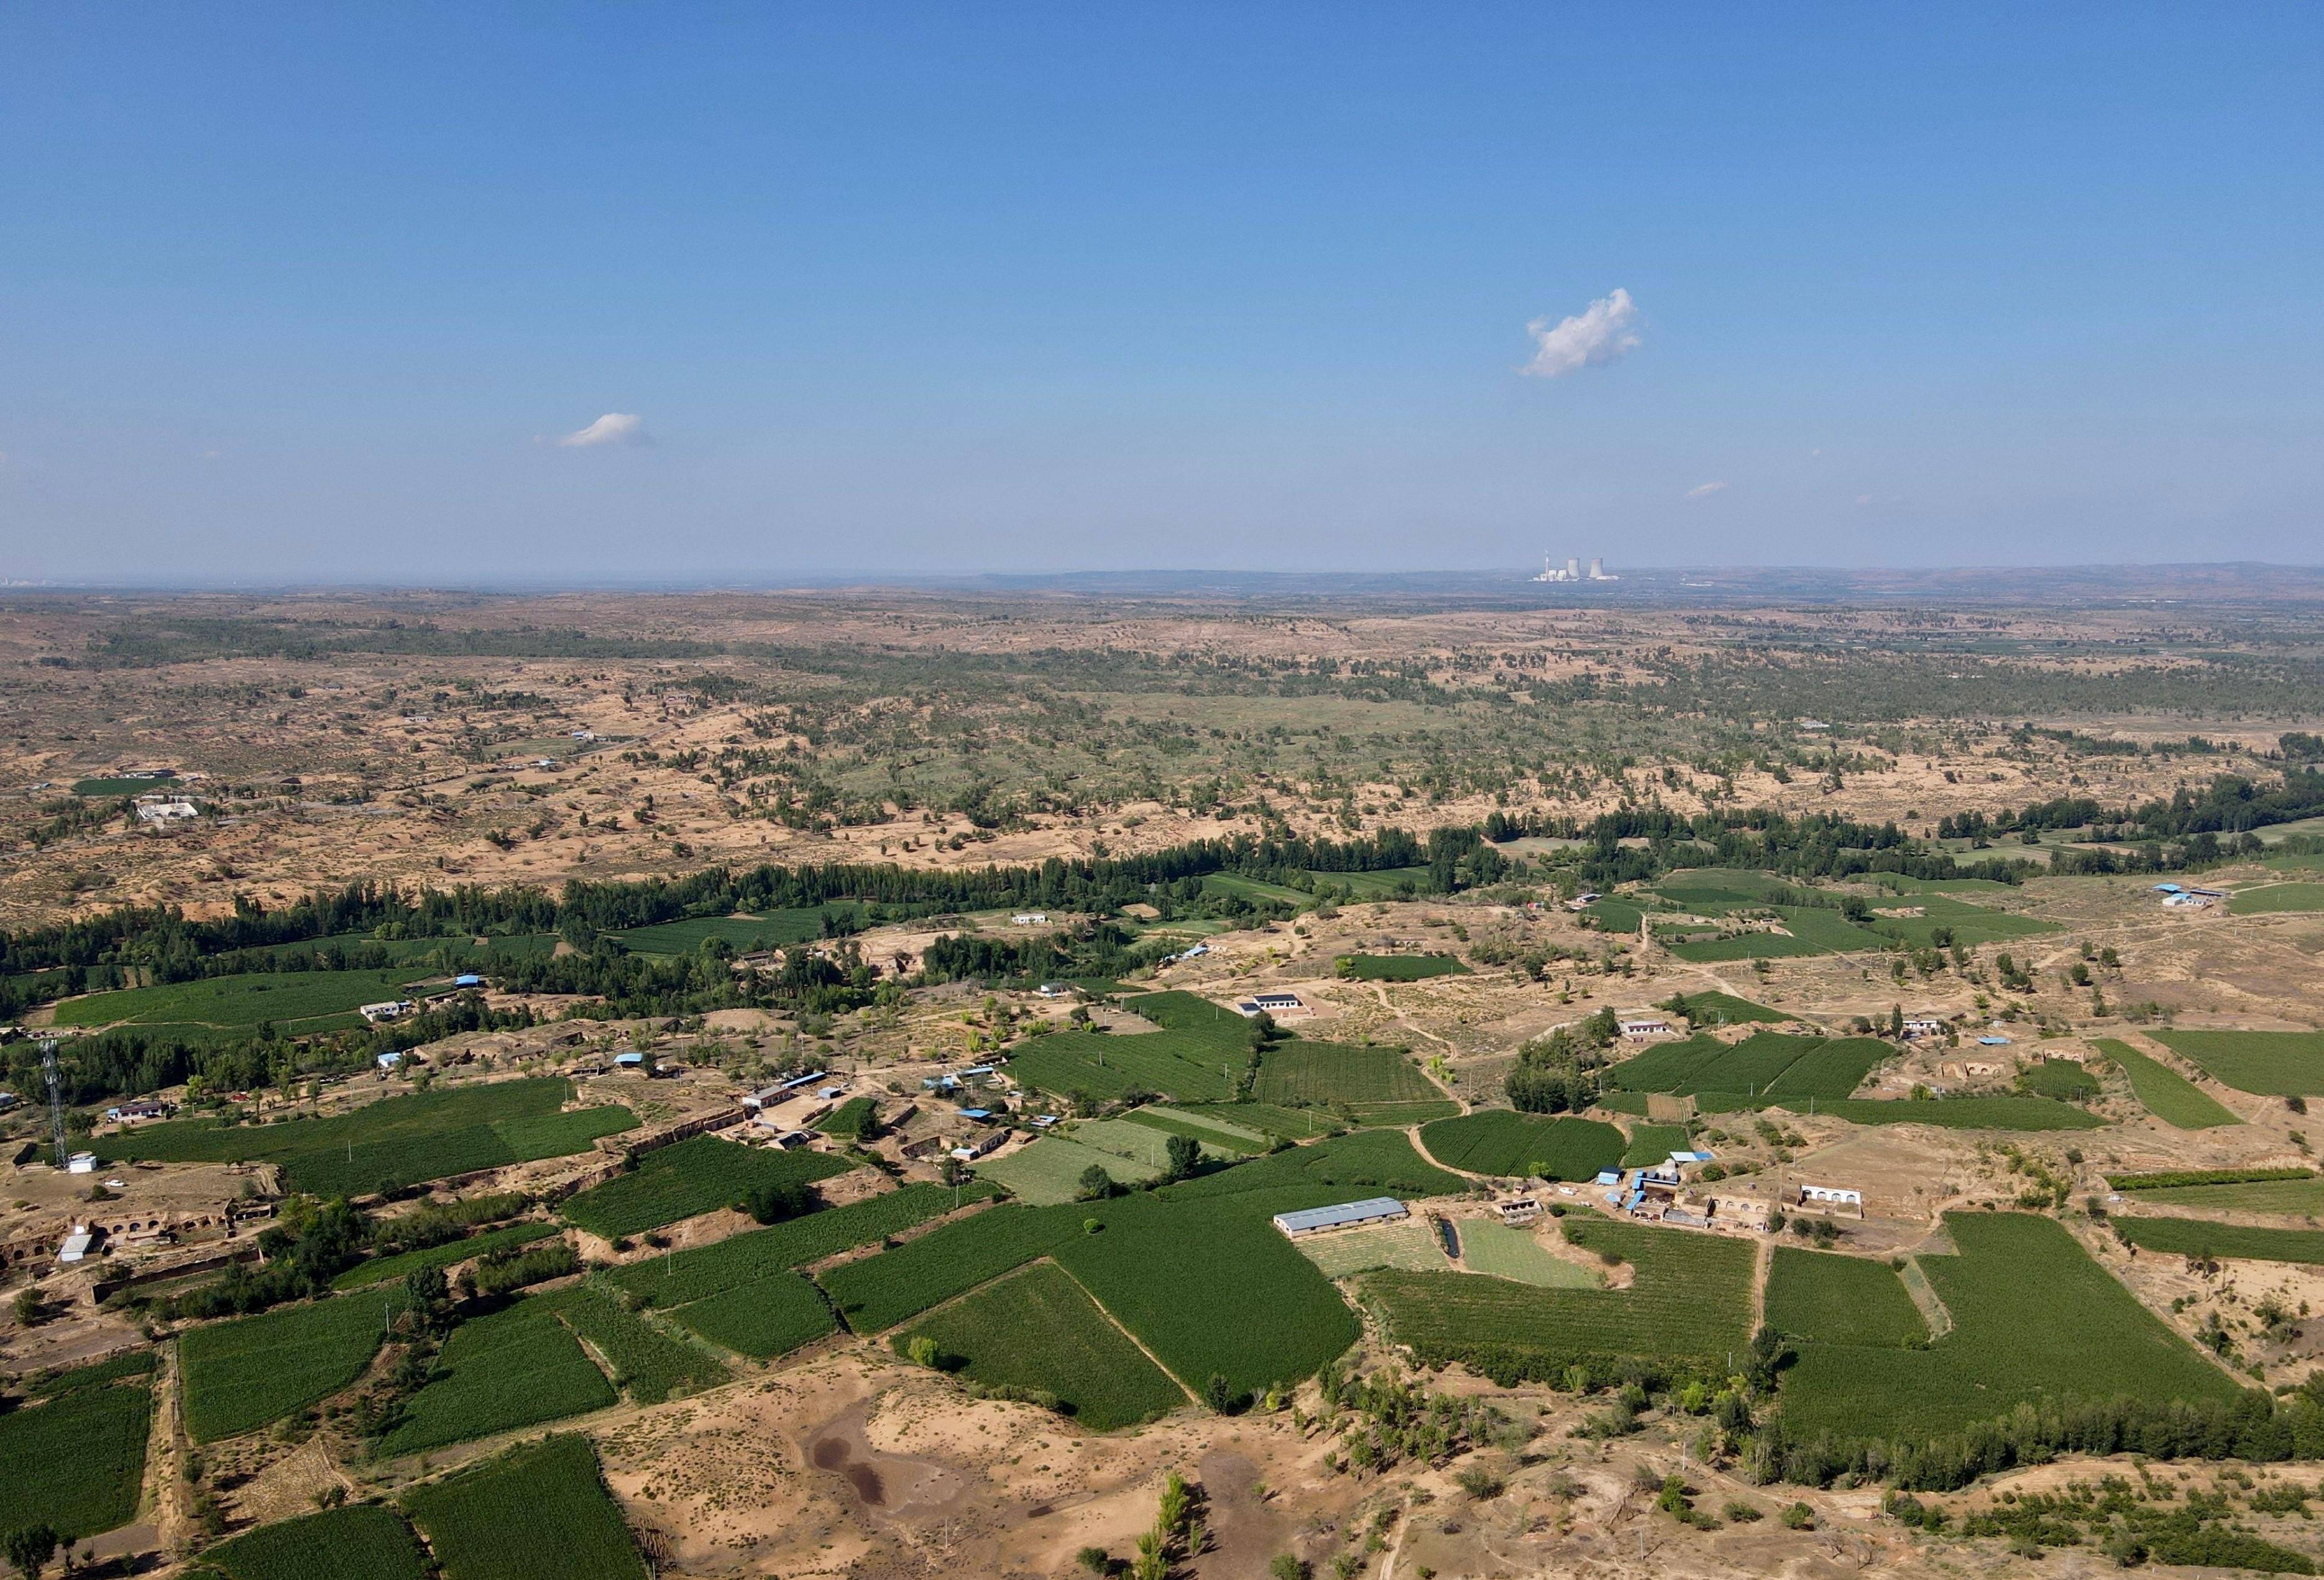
[1271,1196,1409,1238]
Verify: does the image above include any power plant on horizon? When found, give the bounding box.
[1534,554,1619,583]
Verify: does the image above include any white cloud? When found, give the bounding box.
[1684,480,1728,500]
[1522,288,1642,379]
[558,412,650,449]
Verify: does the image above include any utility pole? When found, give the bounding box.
[39,1038,68,1168]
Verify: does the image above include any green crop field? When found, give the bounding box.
[2120,1177,2324,1213]
[816,1096,880,1138]
[1775,1213,2244,1443]
[1665,904,1889,962]
[547,1284,725,1402]
[1453,1220,1601,1288]
[2230,883,2324,915]
[1663,990,1790,1027]
[1869,893,2059,948]
[1651,870,1801,911]
[1364,1217,1755,1382]
[0,1357,154,1538]
[560,1136,852,1238]
[976,1134,1162,1204]
[402,1435,646,1580]
[1416,1112,1624,1180]
[609,906,865,953]
[1176,1101,1345,1140]
[610,1183,980,1308]
[205,1505,432,1580]
[1201,872,1315,907]
[377,1296,617,1456]
[1305,865,1435,898]
[2018,1057,2103,1102]
[96,1078,633,1197]
[1005,990,1252,1102]
[1779,1095,2105,1130]
[1295,1219,1450,1277]
[1763,1248,1928,1347]
[828,1132,1458,1399]
[899,1260,1187,1430]
[183,1292,402,1443]
[334,1223,559,1290]
[1619,1123,1690,1167]
[1582,897,1644,932]
[665,1270,838,1358]
[1607,1032,1881,1101]
[1337,953,1467,981]
[2118,1218,2324,1264]
[1118,1105,1267,1154]
[2156,1030,2324,1096]
[2095,1039,2240,1129]
[52,967,437,1034]
[73,774,177,796]
[1250,1040,1453,1119]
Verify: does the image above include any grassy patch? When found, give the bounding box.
[205,1505,431,1580]
[1005,990,1252,1103]
[1417,1112,1624,1180]
[182,1292,400,1443]
[1337,953,1466,981]
[2018,1057,2103,1103]
[1663,990,1790,1027]
[1118,1106,1267,1154]
[2156,1030,2324,1096]
[2093,1039,2239,1129]
[899,1261,1187,1430]
[1868,893,2059,948]
[559,1136,852,1238]
[1453,1220,1601,1288]
[401,1435,645,1580]
[815,1097,881,1139]
[1774,1213,2243,1442]
[1294,1219,1450,1278]
[1303,866,1435,898]
[96,1078,632,1197]
[1364,1217,1755,1383]
[609,907,864,954]
[1764,1248,1927,1347]
[976,1134,1162,1205]
[1619,1124,1690,1168]
[0,1359,153,1538]
[1176,1101,1346,1140]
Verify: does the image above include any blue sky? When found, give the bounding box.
[4,4,2320,582]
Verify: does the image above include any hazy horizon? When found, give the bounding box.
[6,6,2320,583]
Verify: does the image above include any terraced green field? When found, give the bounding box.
[610,1183,980,1308]
[2156,1029,2324,1096]
[183,1293,407,1443]
[1774,1213,2243,1443]
[561,1136,852,1238]
[95,1078,633,1197]
[1608,1032,1883,1102]
[1201,872,1315,907]
[1665,906,1890,962]
[1303,865,1435,898]
[1338,953,1467,981]
[548,1284,726,1402]
[204,1505,432,1580]
[402,1435,646,1580]
[664,1270,838,1358]
[2117,1218,2324,1264]
[2230,883,2324,915]
[1662,990,1790,1027]
[52,967,438,1034]
[1363,1217,1755,1382]
[1177,1101,1345,1139]
[1416,1112,1624,1180]
[1250,1040,1454,1120]
[377,1296,617,1456]
[0,1357,154,1537]
[975,1134,1162,1204]
[1868,893,2059,948]
[1619,1123,1691,1167]
[899,1260,1187,1429]
[333,1223,560,1290]
[2018,1057,2103,1102]
[1118,1105,1267,1154]
[2119,1176,2324,1213]
[1004,990,1252,1102]
[2095,1039,2240,1129]
[609,906,865,953]
[1764,1248,1927,1347]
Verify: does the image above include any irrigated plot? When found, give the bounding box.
[898,1260,1187,1430]
[613,1183,984,1308]
[1118,1105,1268,1153]
[204,1504,433,1580]
[2230,883,2324,915]
[402,1435,647,1580]
[1294,1218,1450,1278]
[1763,1247,1927,1347]
[2101,1040,2240,1129]
[1774,1213,2243,1443]
[2120,1176,2324,1213]
[0,1357,154,1538]
[1364,1217,1755,1384]
[182,1291,402,1443]
[2156,1030,2324,1096]
[2117,1218,2324,1264]
[1004,991,1251,1102]
[975,1135,1161,1204]
[1251,1040,1453,1119]
[1337,953,1467,981]
[1453,1219,1602,1288]
[49,967,438,1034]
[376,1296,617,1456]
[609,906,865,953]
[560,1136,852,1238]
[1417,1111,1625,1180]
